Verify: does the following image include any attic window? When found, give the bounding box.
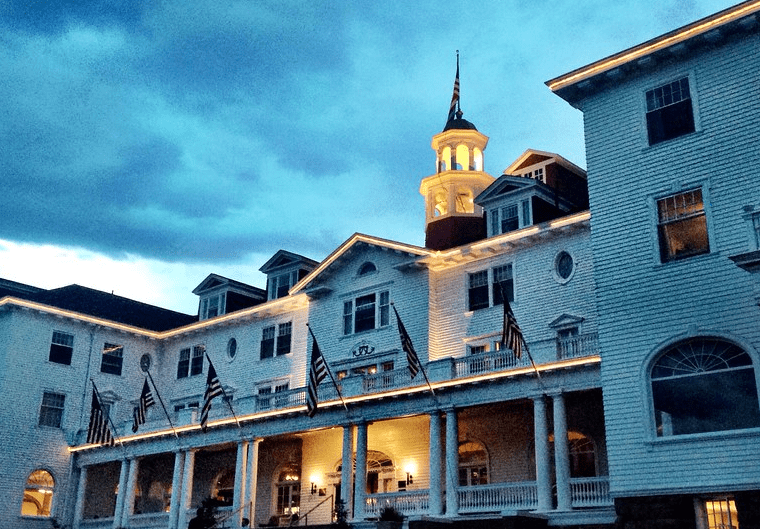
[358,262,377,275]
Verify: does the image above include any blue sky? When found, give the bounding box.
[0,0,739,314]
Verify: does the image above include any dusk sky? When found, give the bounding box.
[1,0,738,315]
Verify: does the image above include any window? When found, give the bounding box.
[49,331,73,365]
[458,441,488,486]
[700,497,739,529]
[269,270,303,300]
[651,337,760,436]
[358,262,377,275]
[260,323,293,359]
[21,470,55,517]
[200,293,226,320]
[501,205,519,233]
[39,392,65,428]
[227,338,237,360]
[176,345,205,379]
[657,188,710,262]
[275,463,300,516]
[469,265,514,311]
[490,200,532,236]
[554,251,575,282]
[646,77,695,145]
[342,290,390,335]
[100,343,123,375]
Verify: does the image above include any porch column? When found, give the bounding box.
[178,449,196,529]
[445,408,458,516]
[340,424,354,515]
[120,457,139,527]
[354,421,368,520]
[232,440,248,526]
[168,450,185,529]
[72,465,87,529]
[429,410,443,516]
[112,459,129,529]
[552,392,572,511]
[533,395,552,512]
[245,439,261,525]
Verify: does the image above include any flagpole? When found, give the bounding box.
[145,371,180,440]
[498,282,546,392]
[391,303,436,398]
[306,324,349,412]
[90,379,125,451]
[205,353,244,431]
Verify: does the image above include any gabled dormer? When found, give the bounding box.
[260,250,319,301]
[476,149,588,238]
[192,274,266,320]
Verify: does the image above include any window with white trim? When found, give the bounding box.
[468,264,514,311]
[458,441,488,486]
[49,331,73,365]
[260,322,292,359]
[657,188,710,262]
[39,392,65,428]
[342,290,390,335]
[651,337,760,436]
[176,345,205,379]
[21,469,55,517]
[269,271,300,300]
[257,381,290,410]
[490,200,532,236]
[100,343,123,376]
[646,77,695,145]
[200,292,226,320]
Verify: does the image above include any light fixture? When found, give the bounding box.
[311,482,317,495]
[404,462,416,486]
[406,473,413,485]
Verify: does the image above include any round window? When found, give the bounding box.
[227,338,237,360]
[555,251,575,282]
[139,354,152,372]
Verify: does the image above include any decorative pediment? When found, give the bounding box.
[260,250,318,275]
[549,314,585,328]
[476,175,539,204]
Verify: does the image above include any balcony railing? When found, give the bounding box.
[365,490,430,517]
[570,476,611,508]
[557,332,600,360]
[458,481,538,513]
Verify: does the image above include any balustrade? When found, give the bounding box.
[458,481,538,513]
[365,490,430,517]
[570,476,612,508]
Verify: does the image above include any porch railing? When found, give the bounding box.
[570,476,611,508]
[365,490,430,517]
[453,349,528,378]
[457,481,538,513]
[557,332,600,360]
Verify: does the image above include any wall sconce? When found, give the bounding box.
[310,482,317,495]
[404,462,416,486]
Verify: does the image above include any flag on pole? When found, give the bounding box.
[200,357,223,432]
[393,305,422,379]
[500,284,525,359]
[306,331,328,417]
[447,53,460,123]
[132,378,155,433]
[87,388,114,446]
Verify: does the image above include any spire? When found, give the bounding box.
[447,51,460,124]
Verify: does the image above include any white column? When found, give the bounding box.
[429,411,443,516]
[245,439,261,526]
[112,459,129,529]
[533,396,552,512]
[121,457,139,527]
[445,408,458,516]
[553,392,572,511]
[168,450,185,529]
[178,449,196,529]
[232,440,248,526]
[354,421,368,520]
[340,424,353,515]
[72,465,87,529]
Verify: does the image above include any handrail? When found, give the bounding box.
[299,494,333,526]
[211,501,252,528]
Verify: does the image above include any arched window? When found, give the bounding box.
[335,450,395,493]
[21,469,54,517]
[458,440,488,486]
[455,187,474,213]
[434,190,448,217]
[455,144,469,171]
[275,463,300,517]
[472,148,483,171]
[651,337,760,436]
[568,432,596,478]
[212,468,235,506]
[440,147,451,172]
[358,262,377,276]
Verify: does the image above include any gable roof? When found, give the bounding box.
[503,149,586,177]
[259,250,319,275]
[291,233,432,295]
[475,174,543,204]
[192,273,266,298]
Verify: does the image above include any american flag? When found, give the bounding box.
[394,305,421,379]
[306,331,327,417]
[132,378,155,433]
[87,388,114,446]
[500,285,525,359]
[447,60,460,123]
[200,358,223,432]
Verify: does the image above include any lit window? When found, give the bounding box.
[458,441,488,486]
[342,290,390,335]
[49,331,73,365]
[646,77,695,145]
[39,392,65,428]
[702,497,739,529]
[651,337,760,436]
[657,188,710,262]
[276,463,301,516]
[100,343,123,376]
[21,470,55,517]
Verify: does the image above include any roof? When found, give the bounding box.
[503,149,586,178]
[192,273,266,298]
[259,249,319,275]
[0,278,44,300]
[28,285,197,332]
[443,116,478,132]
[547,0,760,105]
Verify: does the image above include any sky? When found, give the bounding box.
[0,0,740,315]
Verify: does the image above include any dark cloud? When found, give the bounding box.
[1,0,145,35]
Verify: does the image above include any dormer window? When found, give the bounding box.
[200,292,226,320]
[490,200,532,236]
[269,271,300,300]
